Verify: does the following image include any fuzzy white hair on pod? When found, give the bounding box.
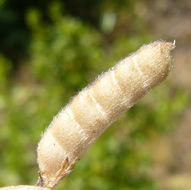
[37,40,175,189]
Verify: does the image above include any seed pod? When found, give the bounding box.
[0,185,49,190]
[37,40,175,189]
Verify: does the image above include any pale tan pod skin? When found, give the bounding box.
[37,41,175,189]
[0,185,50,190]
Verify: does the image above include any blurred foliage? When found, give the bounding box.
[0,0,188,190]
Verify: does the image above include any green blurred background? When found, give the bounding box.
[0,0,191,189]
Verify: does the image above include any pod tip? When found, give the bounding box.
[172,40,176,49]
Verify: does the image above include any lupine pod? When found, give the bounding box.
[0,185,50,190]
[37,40,175,189]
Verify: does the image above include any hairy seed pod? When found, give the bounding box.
[37,40,175,189]
[0,185,50,190]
